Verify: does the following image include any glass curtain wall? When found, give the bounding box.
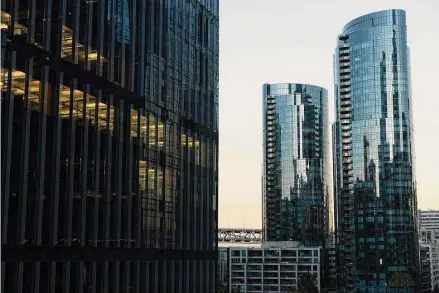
[1,0,219,292]
[333,9,418,293]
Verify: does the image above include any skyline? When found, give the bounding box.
[219,0,439,229]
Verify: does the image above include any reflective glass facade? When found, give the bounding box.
[333,10,418,293]
[262,83,330,246]
[1,0,219,292]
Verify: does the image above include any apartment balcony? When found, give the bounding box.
[341,124,352,131]
[340,68,351,74]
[340,81,351,88]
[340,87,351,94]
[340,99,351,106]
[340,113,352,120]
[266,113,275,119]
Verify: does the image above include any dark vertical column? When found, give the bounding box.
[17,63,30,248]
[102,94,113,293]
[62,77,78,293]
[147,0,154,104]
[91,90,103,293]
[1,58,15,245]
[136,0,146,95]
[124,105,134,293]
[107,0,116,82]
[135,109,144,293]
[95,0,104,78]
[47,71,62,293]
[128,0,136,92]
[113,99,124,293]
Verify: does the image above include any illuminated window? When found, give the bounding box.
[149,115,157,146]
[139,160,146,190]
[61,25,106,66]
[58,85,115,134]
[1,11,27,35]
[0,67,41,111]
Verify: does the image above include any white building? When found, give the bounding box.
[225,241,321,293]
[420,242,439,291]
[419,210,439,244]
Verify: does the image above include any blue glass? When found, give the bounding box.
[333,9,418,293]
[108,0,132,43]
[262,83,330,247]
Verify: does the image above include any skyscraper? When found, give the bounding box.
[333,9,418,293]
[1,0,219,292]
[262,83,330,246]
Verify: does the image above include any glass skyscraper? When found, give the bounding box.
[262,83,330,246]
[333,9,418,293]
[1,0,219,292]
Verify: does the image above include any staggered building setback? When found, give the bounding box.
[333,9,419,293]
[1,0,219,292]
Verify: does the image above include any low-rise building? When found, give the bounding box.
[419,210,439,244]
[224,241,322,293]
[420,242,439,292]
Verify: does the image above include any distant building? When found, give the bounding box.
[419,210,439,244]
[420,245,432,293]
[420,242,439,292]
[223,241,322,293]
[333,9,418,292]
[219,247,230,287]
[324,233,337,293]
[262,83,330,245]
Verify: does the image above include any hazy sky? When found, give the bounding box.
[218,0,439,229]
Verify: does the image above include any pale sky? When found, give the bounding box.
[218,0,439,229]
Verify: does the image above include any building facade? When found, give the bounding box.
[420,243,439,293]
[218,247,230,288]
[333,9,418,293]
[324,233,337,293]
[226,242,321,293]
[1,0,219,292]
[420,245,432,293]
[419,210,439,244]
[419,210,439,231]
[262,83,330,246]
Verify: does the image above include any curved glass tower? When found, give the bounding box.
[262,83,330,246]
[333,10,418,293]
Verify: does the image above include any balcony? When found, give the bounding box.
[340,100,351,106]
[340,68,351,74]
[340,87,351,94]
[340,113,352,120]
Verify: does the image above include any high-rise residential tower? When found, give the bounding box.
[333,9,418,293]
[262,83,330,246]
[1,0,219,292]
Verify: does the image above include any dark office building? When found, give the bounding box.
[1,0,219,292]
[333,9,419,293]
[262,83,330,246]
